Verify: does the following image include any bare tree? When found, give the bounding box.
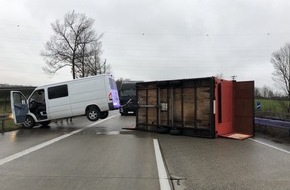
[271,43,290,112]
[41,11,106,79]
[116,78,132,90]
[254,87,261,98]
[260,85,274,98]
[75,39,110,78]
[271,43,290,97]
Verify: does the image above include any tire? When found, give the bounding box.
[86,106,100,121]
[22,115,35,128]
[100,111,109,119]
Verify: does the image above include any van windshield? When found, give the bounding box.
[30,89,45,103]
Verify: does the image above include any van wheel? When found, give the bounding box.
[86,107,100,121]
[22,116,35,128]
[100,111,109,119]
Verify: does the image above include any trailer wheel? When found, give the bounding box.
[100,111,109,119]
[86,106,100,121]
[22,116,35,128]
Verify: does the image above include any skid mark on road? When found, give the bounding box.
[0,115,118,166]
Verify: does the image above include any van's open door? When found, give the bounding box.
[10,91,29,124]
[108,78,121,109]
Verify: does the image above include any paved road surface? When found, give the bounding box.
[0,111,290,190]
[159,135,290,190]
[0,113,164,190]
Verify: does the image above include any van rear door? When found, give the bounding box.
[10,91,29,124]
[108,78,120,109]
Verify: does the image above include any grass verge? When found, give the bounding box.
[0,119,21,132]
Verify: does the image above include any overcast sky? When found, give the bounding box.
[1,0,290,90]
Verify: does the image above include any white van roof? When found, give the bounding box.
[35,74,113,90]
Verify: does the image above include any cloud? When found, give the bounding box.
[1,0,290,89]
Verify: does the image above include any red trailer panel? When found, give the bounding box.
[215,79,254,139]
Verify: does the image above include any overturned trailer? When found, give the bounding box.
[135,77,254,139]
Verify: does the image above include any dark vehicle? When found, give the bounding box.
[119,82,137,115]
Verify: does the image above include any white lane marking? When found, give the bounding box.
[153,139,171,190]
[0,115,118,166]
[249,138,290,154]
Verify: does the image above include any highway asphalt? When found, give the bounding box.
[0,111,289,190]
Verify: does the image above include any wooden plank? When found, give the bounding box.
[138,89,147,104]
[196,87,211,99]
[137,108,147,124]
[160,89,168,102]
[183,88,195,128]
[147,89,157,105]
[136,78,214,134]
[147,108,158,126]
[173,88,182,122]
[196,98,210,129]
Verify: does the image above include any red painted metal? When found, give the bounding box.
[215,79,254,139]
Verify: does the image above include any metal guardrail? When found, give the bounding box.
[255,117,290,137]
[0,114,9,133]
[255,111,290,121]
[255,117,290,129]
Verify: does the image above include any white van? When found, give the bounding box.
[10,74,120,128]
